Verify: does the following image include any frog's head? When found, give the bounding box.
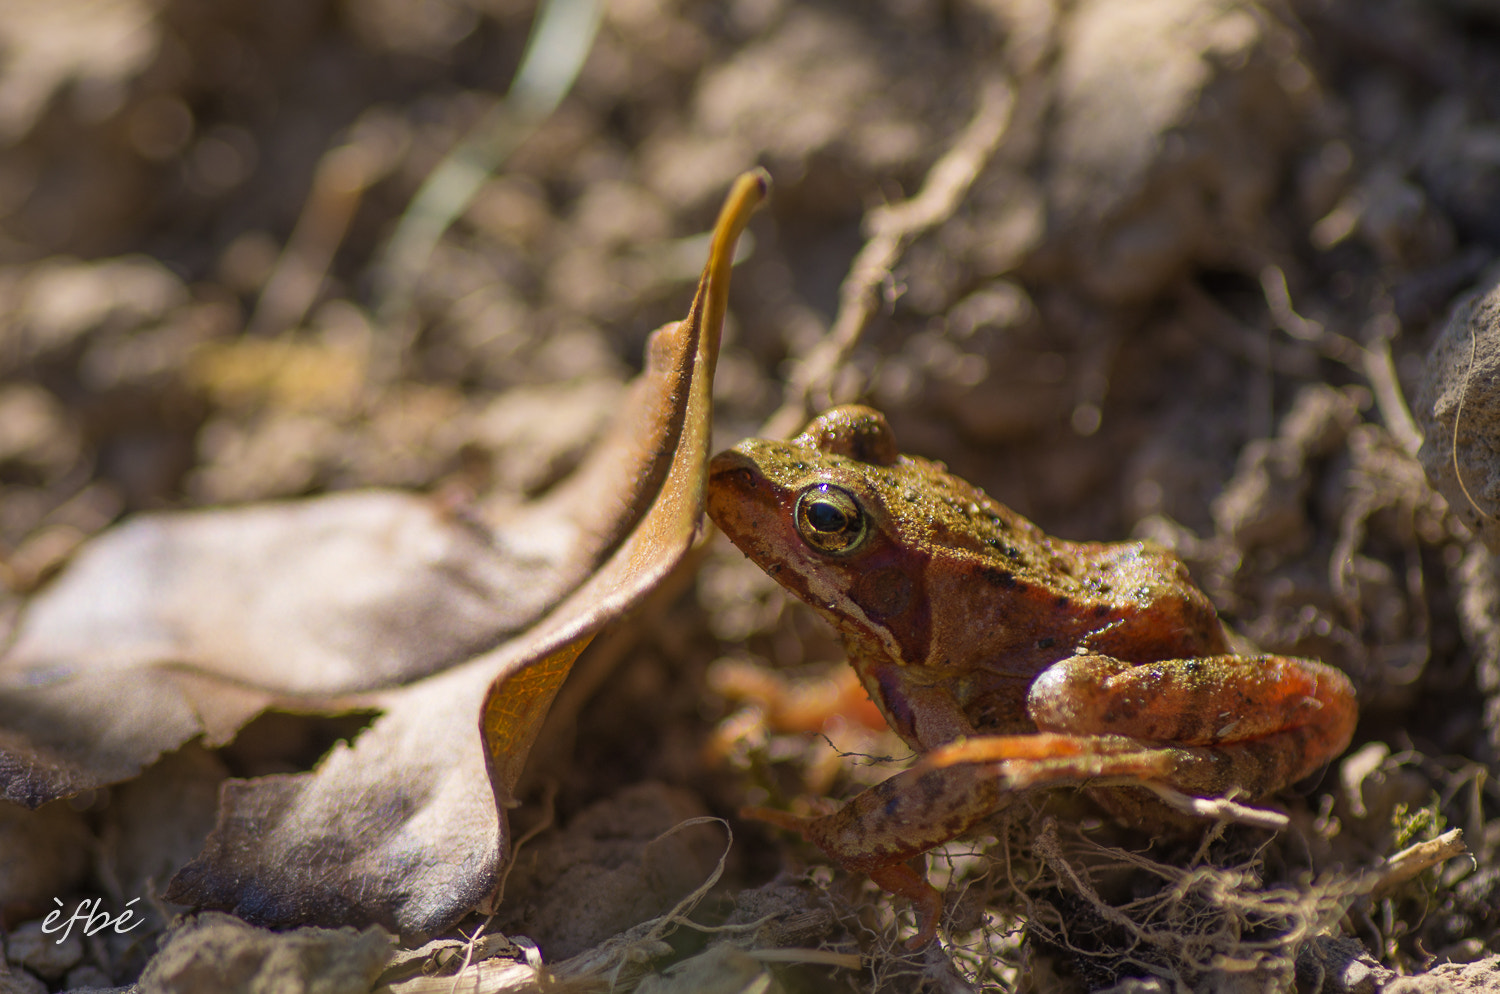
[708,405,1034,663]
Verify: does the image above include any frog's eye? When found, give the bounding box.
[794,484,868,554]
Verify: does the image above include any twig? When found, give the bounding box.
[1143,783,1289,831]
[1359,828,1468,898]
[548,817,736,986]
[747,947,863,969]
[763,78,1016,438]
[247,138,394,336]
[1450,315,1493,521]
[481,779,557,915]
[1362,331,1423,459]
[1258,265,1423,457]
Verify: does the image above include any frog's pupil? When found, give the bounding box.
[796,484,865,554]
[807,501,848,533]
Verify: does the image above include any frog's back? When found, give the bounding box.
[879,454,1231,669]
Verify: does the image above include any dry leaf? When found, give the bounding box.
[167,170,767,936]
[0,171,768,937]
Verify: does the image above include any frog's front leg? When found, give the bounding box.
[745,763,1007,948]
[746,661,1003,948]
[926,654,1357,800]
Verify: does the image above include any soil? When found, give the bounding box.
[1,0,1499,991]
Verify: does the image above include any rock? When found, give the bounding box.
[6,920,82,980]
[135,912,391,994]
[1384,954,1500,994]
[0,802,91,922]
[0,964,46,994]
[1416,272,1500,550]
[497,782,725,961]
[1293,934,1391,993]
[1027,0,1312,304]
[2,256,187,368]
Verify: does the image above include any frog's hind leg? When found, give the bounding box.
[1026,652,1357,788]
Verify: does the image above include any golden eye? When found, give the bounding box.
[794,484,868,554]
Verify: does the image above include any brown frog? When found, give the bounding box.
[706,405,1358,946]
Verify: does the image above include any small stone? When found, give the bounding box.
[1416,270,1500,551]
[63,964,113,990]
[0,965,47,994]
[1035,0,1310,304]
[135,913,392,994]
[0,802,91,914]
[6,919,83,979]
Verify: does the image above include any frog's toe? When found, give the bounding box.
[741,804,820,840]
[867,862,944,949]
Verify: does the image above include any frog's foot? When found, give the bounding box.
[741,803,824,838]
[745,762,1012,949]
[710,660,888,735]
[867,863,945,949]
[744,804,946,949]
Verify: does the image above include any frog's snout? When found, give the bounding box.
[708,447,752,475]
[707,448,757,490]
[706,448,760,526]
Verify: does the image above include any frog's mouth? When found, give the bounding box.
[706,448,802,572]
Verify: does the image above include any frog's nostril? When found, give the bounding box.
[708,451,764,497]
[709,466,752,488]
[708,449,754,476]
[706,459,761,526]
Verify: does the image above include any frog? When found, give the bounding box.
[705,404,1358,947]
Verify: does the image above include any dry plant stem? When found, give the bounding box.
[764,78,1016,439]
[1450,320,1492,522]
[1259,265,1423,457]
[1030,820,1348,987]
[748,948,863,969]
[547,817,737,986]
[1143,782,1289,831]
[1362,336,1423,458]
[248,141,385,336]
[375,0,603,329]
[482,780,558,916]
[1032,819,1158,946]
[1361,828,1468,898]
[445,926,491,994]
[379,954,536,994]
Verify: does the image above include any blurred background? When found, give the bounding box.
[1,0,1498,988]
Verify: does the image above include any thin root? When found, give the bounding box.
[764,78,1015,438]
